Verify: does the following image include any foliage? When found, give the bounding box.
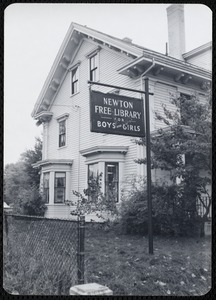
[13,185,47,216]
[4,137,44,215]
[119,178,202,236]
[134,91,212,235]
[68,173,118,219]
[4,162,29,205]
[20,137,42,187]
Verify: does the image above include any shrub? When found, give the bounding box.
[118,177,202,237]
[13,185,47,216]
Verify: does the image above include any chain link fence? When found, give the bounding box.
[3,213,85,295]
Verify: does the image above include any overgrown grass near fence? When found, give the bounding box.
[3,214,78,295]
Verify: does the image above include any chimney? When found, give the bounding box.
[166,4,186,60]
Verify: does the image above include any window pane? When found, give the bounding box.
[59,120,66,147]
[88,163,98,180]
[72,67,78,81]
[90,54,98,81]
[59,121,65,134]
[59,134,65,147]
[72,67,78,94]
[105,163,119,202]
[54,173,66,203]
[43,172,49,203]
[54,187,65,203]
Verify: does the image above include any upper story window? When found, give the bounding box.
[71,67,79,95]
[89,53,99,81]
[59,120,66,147]
[86,46,101,82]
[57,113,69,148]
[69,61,80,96]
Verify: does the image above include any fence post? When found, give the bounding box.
[4,212,9,247]
[77,215,85,284]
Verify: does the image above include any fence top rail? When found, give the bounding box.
[4,213,78,223]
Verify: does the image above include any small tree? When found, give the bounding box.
[67,173,118,220]
[135,91,212,236]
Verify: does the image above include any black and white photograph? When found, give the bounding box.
[3,3,212,296]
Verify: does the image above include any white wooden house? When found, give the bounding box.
[32,4,211,219]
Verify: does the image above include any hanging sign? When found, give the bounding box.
[90,90,145,137]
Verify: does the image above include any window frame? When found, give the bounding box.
[89,53,99,82]
[43,172,50,204]
[86,46,101,82]
[54,172,66,203]
[70,64,80,96]
[56,114,69,149]
[58,119,66,148]
[105,162,119,203]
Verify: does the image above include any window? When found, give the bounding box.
[71,66,79,95]
[87,163,99,200]
[89,53,98,81]
[105,162,119,202]
[88,163,98,180]
[43,172,49,203]
[59,120,66,147]
[54,172,66,203]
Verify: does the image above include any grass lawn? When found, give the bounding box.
[85,227,211,296]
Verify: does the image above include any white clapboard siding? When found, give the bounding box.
[186,50,212,71]
[154,82,177,129]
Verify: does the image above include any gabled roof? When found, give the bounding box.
[183,41,212,59]
[32,22,212,120]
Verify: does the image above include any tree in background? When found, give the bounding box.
[4,137,46,215]
[131,91,212,236]
[20,136,42,187]
[4,162,29,205]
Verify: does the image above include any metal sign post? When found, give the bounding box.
[88,80,154,255]
[144,78,153,255]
